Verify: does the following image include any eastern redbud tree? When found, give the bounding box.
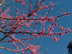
[0,0,72,54]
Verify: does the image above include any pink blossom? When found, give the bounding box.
[41,7,44,9]
[66,14,69,17]
[25,23,30,27]
[38,30,45,36]
[63,12,66,15]
[16,39,21,43]
[31,49,36,54]
[44,5,48,8]
[12,41,16,46]
[16,8,19,11]
[33,30,37,33]
[25,47,30,50]
[22,43,25,46]
[28,19,33,22]
[54,33,58,36]
[58,11,62,14]
[32,13,36,16]
[4,9,9,14]
[39,7,41,10]
[59,33,63,36]
[60,27,63,30]
[49,31,54,36]
[29,44,34,49]
[57,25,60,28]
[53,37,57,41]
[15,0,19,2]
[6,14,11,18]
[44,33,48,36]
[58,37,60,40]
[44,16,48,20]
[66,28,71,32]
[20,0,23,3]
[20,20,24,23]
[50,1,53,3]
[25,30,29,33]
[40,30,45,33]
[37,36,39,38]
[48,16,54,23]
[11,34,15,38]
[49,4,55,7]
[0,9,2,13]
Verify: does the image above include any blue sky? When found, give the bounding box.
[0,0,72,54]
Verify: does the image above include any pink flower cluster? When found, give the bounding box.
[0,0,72,54]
